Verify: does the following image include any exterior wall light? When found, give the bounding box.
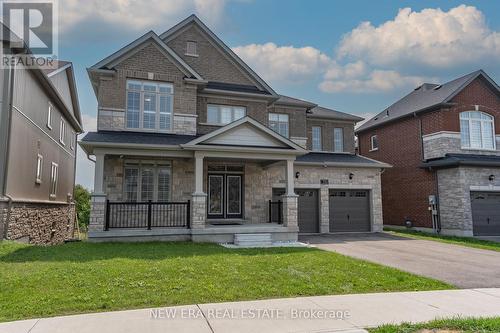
[489,174,495,182]
[295,171,300,179]
[349,172,354,180]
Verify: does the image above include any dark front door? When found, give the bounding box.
[329,190,370,232]
[208,174,243,219]
[471,192,500,236]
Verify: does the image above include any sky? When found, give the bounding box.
[63,0,500,190]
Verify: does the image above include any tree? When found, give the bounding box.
[74,184,91,231]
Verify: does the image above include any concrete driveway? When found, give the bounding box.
[299,233,500,289]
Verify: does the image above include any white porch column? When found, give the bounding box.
[93,152,105,194]
[283,158,298,231]
[191,152,207,229]
[89,152,106,234]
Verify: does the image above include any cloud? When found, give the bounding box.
[337,5,500,68]
[59,0,230,41]
[233,42,331,82]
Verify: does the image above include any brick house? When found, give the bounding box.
[357,70,500,237]
[80,15,389,243]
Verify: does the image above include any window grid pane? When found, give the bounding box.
[141,168,154,201]
[334,128,344,152]
[157,167,171,202]
[124,168,139,202]
[312,127,322,151]
[206,104,247,125]
[460,111,495,150]
[268,113,289,137]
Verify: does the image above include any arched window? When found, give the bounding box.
[460,111,495,150]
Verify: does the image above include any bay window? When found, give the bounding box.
[123,161,172,202]
[126,80,173,131]
[207,104,246,125]
[460,111,495,150]
[269,113,289,137]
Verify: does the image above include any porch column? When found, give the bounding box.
[89,152,106,234]
[191,152,207,229]
[283,159,298,231]
[93,152,105,194]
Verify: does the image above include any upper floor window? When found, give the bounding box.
[126,80,173,131]
[370,135,379,151]
[186,41,198,56]
[460,111,495,150]
[312,126,322,151]
[59,119,66,145]
[207,104,246,125]
[333,127,344,152]
[269,113,289,138]
[47,103,53,130]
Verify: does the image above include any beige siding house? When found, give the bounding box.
[81,15,390,243]
[0,41,83,244]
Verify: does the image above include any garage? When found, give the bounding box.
[329,190,370,232]
[273,188,319,233]
[471,192,500,236]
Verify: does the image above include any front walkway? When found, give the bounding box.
[2,289,500,333]
[300,233,500,288]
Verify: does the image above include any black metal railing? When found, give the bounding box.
[268,200,283,224]
[105,200,190,230]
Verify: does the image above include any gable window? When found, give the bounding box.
[124,162,171,202]
[268,113,289,138]
[460,111,495,150]
[186,41,198,56]
[333,127,344,152]
[47,103,53,129]
[50,162,58,198]
[370,135,379,151]
[59,119,66,145]
[35,154,43,184]
[312,126,322,151]
[126,80,174,131]
[207,104,246,125]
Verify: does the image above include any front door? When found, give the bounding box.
[208,174,243,219]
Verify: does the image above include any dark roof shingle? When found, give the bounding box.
[80,131,198,146]
[296,152,388,166]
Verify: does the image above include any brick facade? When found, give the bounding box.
[306,119,355,153]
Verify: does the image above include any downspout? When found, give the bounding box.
[2,64,15,240]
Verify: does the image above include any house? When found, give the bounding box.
[80,15,389,243]
[0,32,83,244]
[357,70,500,237]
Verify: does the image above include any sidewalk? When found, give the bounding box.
[2,289,500,333]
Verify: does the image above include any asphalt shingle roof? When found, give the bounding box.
[421,153,500,169]
[81,131,198,146]
[296,152,387,166]
[307,106,364,122]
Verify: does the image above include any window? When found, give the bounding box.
[126,80,174,131]
[268,113,289,137]
[47,103,53,129]
[35,154,43,184]
[312,126,322,151]
[333,127,344,152]
[186,41,198,56]
[50,162,58,197]
[460,111,495,150]
[123,162,171,202]
[59,119,65,145]
[207,104,246,125]
[370,135,379,151]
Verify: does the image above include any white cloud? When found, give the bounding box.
[233,42,331,82]
[337,5,500,68]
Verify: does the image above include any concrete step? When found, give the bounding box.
[234,233,272,246]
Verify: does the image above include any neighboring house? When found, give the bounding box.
[80,15,389,243]
[0,36,83,244]
[357,70,500,237]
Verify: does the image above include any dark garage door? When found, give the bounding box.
[329,190,370,232]
[471,192,500,236]
[273,189,319,233]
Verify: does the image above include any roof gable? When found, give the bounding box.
[160,15,277,97]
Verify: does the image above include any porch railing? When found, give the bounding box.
[268,200,283,224]
[105,200,190,230]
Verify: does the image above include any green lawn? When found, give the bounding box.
[0,241,452,322]
[385,228,500,252]
[369,317,500,333]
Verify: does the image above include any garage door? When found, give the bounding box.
[329,190,370,232]
[273,189,319,233]
[471,192,500,236]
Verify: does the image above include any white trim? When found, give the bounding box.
[294,161,391,168]
[47,102,53,130]
[422,131,461,141]
[59,118,66,145]
[174,113,198,118]
[46,63,72,78]
[35,154,43,184]
[470,185,500,192]
[50,162,58,198]
[370,135,378,151]
[460,111,496,150]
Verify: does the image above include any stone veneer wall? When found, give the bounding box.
[437,166,500,236]
[423,133,500,160]
[2,202,75,244]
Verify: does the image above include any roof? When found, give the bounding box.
[275,95,317,108]
[296,152,391,168]
[356,70,500,133]
[308,106,364,122]
[81,131,198,146]
[421,153,500,169]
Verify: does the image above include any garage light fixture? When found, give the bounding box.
[295,172,300,179]
[489,174,495,182]
[349,172,354,180]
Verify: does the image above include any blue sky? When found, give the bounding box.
[65,0,500,189]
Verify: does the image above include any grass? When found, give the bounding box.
[385,228,500,252]
[369,317,500,333]
[0,241,452,322]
